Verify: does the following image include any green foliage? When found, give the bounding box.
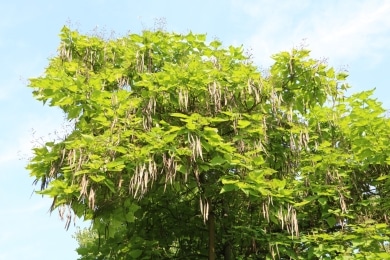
[28,26,390,259]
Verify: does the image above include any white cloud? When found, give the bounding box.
[233,0,390,67]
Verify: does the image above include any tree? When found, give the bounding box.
[27,26,390,259]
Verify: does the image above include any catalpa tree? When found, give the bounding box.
[28,27,390,259]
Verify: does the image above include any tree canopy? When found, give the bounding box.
[27,26,390,259]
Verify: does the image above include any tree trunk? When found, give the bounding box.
[222,198,233,259]
[208,210,216,260]
[223,243,233,260]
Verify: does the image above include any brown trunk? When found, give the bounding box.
[223,243,233,260]
[208,210,216,260]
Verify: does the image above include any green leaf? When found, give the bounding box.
[210,40,222,49]
[220,184,238,193]
[326,68,335,78]
[210,156,226,166]
[376,175,389,181]
[318,197,327,206]
[125,211,135,223]
[106,160,125,171]
[295,200,311,207]
[170,112,189,118]
[110,146,128,154]
[104,179,116,193]
[68,106,82,119]
[336,71,348,80]
[56,96,74,106]
[221,179,239,185]
[237,120,251,128]
[326,216,337,228]
[257,187,270,196]
[129,249,142,258]
[375,223,388,229]
[81,134,94,142]
[90,175,106,183]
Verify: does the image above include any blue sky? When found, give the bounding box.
[1,0,390,259]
